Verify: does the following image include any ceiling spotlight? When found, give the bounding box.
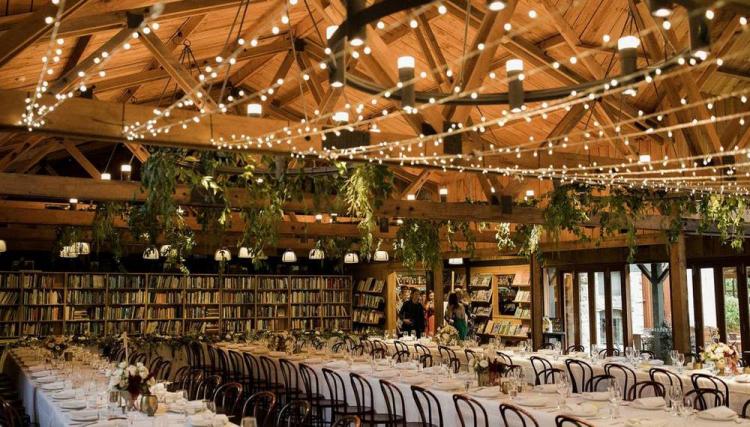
[346,0,366,46]
[406,194,416,201]
[525,189,535,198]
[373,250,389,262]
[617,36,640,76]
[74,242,90,255]
[439,187,448,202]
[120,164,132,181]
[238,247,252,259]
[397,56,416,110]
[639,154,652,163]
[486,0,505,11]
[326,25,338,40]
[648,0,673,17]
[214,249,232,262]
[506,59,524,113]
[101,172,111,181]
[332,111,349,123]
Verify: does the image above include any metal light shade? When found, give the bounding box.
[60,245,78,258]
[74,242,90,255]
[143,246,159,260]
[281,249,297,263]
[238,247,252,259]
[0,239,5,253]
[506,59,524,113]
[487,0,505,11]
[398,56,415,110]
[214,249,232,262]
[373,250,389,262]
[344,251,359,264]
[648,0,673,17]
[618,36,640,76]
[309,248,325,260]
[448,257,463,265]
[159,245,172,257]
[346,0,366,46]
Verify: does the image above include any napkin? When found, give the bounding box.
[150,383,167,394]
[324,360,349,369]
[734,374,750,383]
[582,391,610,401]
[69,409,99,421]
[533,384,557,393]
[469,387,502,398]
[625,418,668,427]
[644,359,664,366]
[61,400,87,410]
[632,397,666,409]
[188,414,229,427]
[516,396,552,407]
[432,381,463,391]
[564,403,599,417]
[697,406,737,421]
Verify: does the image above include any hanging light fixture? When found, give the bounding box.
[0,240,6,253]
[120,164,132,181]
[246,103,262,117]
[281,249,297,263]
[159,245,173,257]
[346,0,366,46]
[525,189,535,198]
[373,249,389,262]
[344,251,359,264]
[214,249,232,262]
[618,36,640,75]
[100,172,111,181]
[448,257,463,265]
[397,56,416,111]
[638,153,652,163]
[648,0,673,17]
[238,247,252,259]
[689,14,710,61]
[60,245,78,258]
[486,0,506,11]
[143,246,159,260]
[74,242,90,255]
[309,248,325,260]
[439,187,448,203]
[326,25,345,88]
[506,59,524,113]
[332,111,349,123]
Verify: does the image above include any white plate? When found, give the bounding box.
[533,384,557,394]
[630,401,666,410]
[41,382,64,391]
[582,392,610,401]
[372,370,398,379]
[69,410,99,422]
[52,390,76,400]
[36,376,57,384]
[517,397,552,408]
[432,381,463,391]
[469,387,502,399]
[61,400,87,410]
[268,351,286,357]
[31,370,51,378]
[399,377,428,385]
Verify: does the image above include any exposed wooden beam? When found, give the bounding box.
[0,0,89,68]
[11,141,62,173]
[266,50,296,103]
[118,14,207,102]
[62,140,100,178]
[400,170,432,199]
[295,51,325,105]
[138,30,217,110]
[716,66,750,83]
[60,35,92,75]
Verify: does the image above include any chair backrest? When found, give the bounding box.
[197,374,223,401]
[394,340,410,355]
[148,356,163,373]
[464,349,477,364]
[537,368,565,385]
[241,391,277,427]
[0,398,23,427]
[414,343,433,367]
[686,388,725,410]
[242,352,261,389]
[495,352,513,365]
[278,358,301,398]
[154,360,172,381]
[276,400,311,427]
[629,381,665,400]
[380,379,408,424]
[371,339,389,355]
[189,341,204,367]
[213,382,244,421]
[565,345,585,354]
[649,367,684,393]
[332,415,361,427]
[349,372,376,412]
[501,364,524,378]
[183,368,204,399]
[604,363,636,398]
[453,394,489,427]
[411,385,444,427]
[299,363,324,401]
[597,348,620,357]
[322,368,349,406]
[393,350,411,363]
[438,346,460,373]
[555,415,594,427]
[690,373,729,407]
[565,359,593,393]
[259,356,280,388]
[529,356,553,385]
[539,343,555,350]
[228,350,245,378]
[499,403,539,427]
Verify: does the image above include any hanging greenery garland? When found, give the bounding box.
[91,202,125,262]
[394,218,442,270]
[341,163,394,258]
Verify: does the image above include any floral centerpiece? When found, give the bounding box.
[45,336,69,358]
[701,342,739,374]
[470,357,491,386]
[434,325,460,346]
[109,362,156,401]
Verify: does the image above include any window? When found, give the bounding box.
[579,273,590,349]
[611,271,623,349]
[594,272,606,346]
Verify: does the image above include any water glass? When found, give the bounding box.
[241,417,258,427]
[680,397,693,418]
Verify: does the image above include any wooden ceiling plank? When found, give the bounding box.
[138,30,218,110]
[0,0,89,68]
[12,141,62,174]
[697,17,740,89]
[417,14,452,87]
[62,140,100,178]
[0,135,47,171]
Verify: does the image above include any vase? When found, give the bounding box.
[140,393,158,417]
[715,358,727,375]
[120,391,138,412]
[477,371,490,387]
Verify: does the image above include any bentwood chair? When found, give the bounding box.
[529,356,553,385]
[242,352,262,394]
[437,346,461,373]
[411,385,444,427]
[332,416,362,427]
[0,397,24,427]
[495,352,513,365]
[649,367,684,393]
[629,381,665,400]
[464,349,478,365]
[381,379,424,426]
[278,358,304,403]
[259,356,286,398]
[565,359,612,393]
[565,345,585,354]
[413,344,434,367]
[691,373,730,407]
[597,348,620,358]
[742,399,750,418]
[276,400,312,427]
[153,360,172,382]
[350,372,394,425]
[393,341,410,356]
[299,363,341,425]
[604,363,636,399]
[538,343,555,350]
[453,394,489,427]
[213,382,244,423]
[555,415,594,427]
[499,403,539,427]
[196,375,223,401]
[323,368,368,421]
[685,388,725,410]
[241,391,277,427]
[182,368,204,400]
[227,350,247,384]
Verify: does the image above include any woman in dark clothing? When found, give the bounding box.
[399,289,425,338]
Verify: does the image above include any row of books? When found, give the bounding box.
[0,324,17,337]
[352,309,384,325]
[322,305,349,317]
[470,289,492,303]
[291,305,319,318]
[291,291,319,304]
[65,322,105,336]
[258,306,287,318]
[22,323,61,336]
[109,290,145,304]
[355,278,385,293]
[514,290,531,303]
[0,307,17,321]
[321,277,349,290]
[224,277,253,290]
[478,319,530,337]
[0,291,18,305]
[108,321,144,335]
[0,274,21,288]
[185,291,220,304]
[68,274,106,289]
[223,320,253,333]
[67,290,106,304]
[515,308,531,319]
[470,274,492,288]
[323,318,351,330]
[110,306,144,320]
[149,292,182,304]
[108,275,145,289]
[22,290,61,304]
[186,307,220,319]
[147,307,182,318]
[22,307,62,321]
[354,293,384,309]
[322,292,350,303]
[222,293,254,304]
[64,307,104,320]
[222,307,255,318]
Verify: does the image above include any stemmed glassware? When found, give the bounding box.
[666,385,683,415]
[607,378,623,419]
[556,374,569,409]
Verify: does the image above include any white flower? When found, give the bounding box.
[479,359,489,368]
[127,366,137,376]
[118,362,127,369]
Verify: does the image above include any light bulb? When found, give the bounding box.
[617,35,640,50]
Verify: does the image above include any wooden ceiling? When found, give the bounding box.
[0,0,749,202]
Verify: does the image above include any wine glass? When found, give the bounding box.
[680,396,693,418]
[676,352,686,373]
[556,375,569,408]
[241,418,258,427]
[669,350,679,366]
[608,382,623,419]
[667,385,682,414]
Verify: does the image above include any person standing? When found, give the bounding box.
[399,289,425,338]
[445,292,468,339]
[424,291,435,337]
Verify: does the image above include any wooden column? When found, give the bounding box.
[621,266,632,347]
[693,266,705,352]
[668,233,691,353]
[604,270,613,349]
[385,272,398,333]
[573,271,581,346]
[737,263,750,361]
[714,267,726,344]
[531,256,544,349]
[433,262,444,329]
[588,272,596,346]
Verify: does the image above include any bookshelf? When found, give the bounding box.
[353,277,385,329]
[0,272,352,338]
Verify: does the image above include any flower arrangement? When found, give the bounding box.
[701,342,739,374]
[470,357,490,373]
[45,336,69,357]
[434,325,460,346]
[109,362,156,399]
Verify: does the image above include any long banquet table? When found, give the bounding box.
[3,347,235,427]
[217,341,750,427]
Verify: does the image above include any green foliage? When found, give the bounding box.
[91,202,125,262]
[543,185,591,242]
[446,220,476,257]
[54,226,83,254]
[341,163,394,258]
[698,194,747,251]
[725,295,740,333]
[494,223,515,252]
[516,224,542,260]
[643,323,673,361]
[394,218,442,270]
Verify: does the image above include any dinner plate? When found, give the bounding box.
[516,397,553,408]
[533,384,557,393]
[372,370,398,379]
[268,351,286,357]
[469,387,502,399]
[36,376,57,384]
[399,377,428,385]
[52,390,76,400]
[31,370,51,378]
[582,392,610,401]
[69,410,99,422]
[41,382,64,391]
[734,374,750,383]
[630,400,666,410]
[61,400,87,410]
[432,381,463,391]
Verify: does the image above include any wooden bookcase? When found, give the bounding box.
[0,271,352,338]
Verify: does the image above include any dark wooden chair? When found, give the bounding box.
[196,374,222,401]
[597,348,620,357]
[323,368,368,421]
[276,400,312,427]
[649,367,684,393]
[411,385,444,427]
[453,394,489,427]
[350,372,396,425]
[495,351,513,365]
[565,359,612,393]
[691,373,729,407]
[240,391,277,427]
[437,346,461,373]
[629,381,665,400]
[0,397,24,427]
[565,345,585,354]
[685,388,725,410]
[538,343,555,350]
[555,415,594,427]
[299,363,343,426]
[529,356,552,385]
[278,358,304,403]
[414,343,434,367]
[499,403,539,427]
[604,363,636,399]
[213,382,243,423]
[242,352,262,394]
[259,355,286,398]
[742,399,750,418]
